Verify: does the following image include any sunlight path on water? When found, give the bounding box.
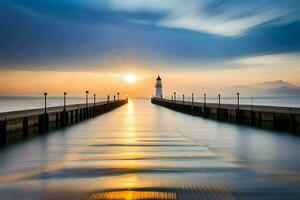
[1,99,300,199]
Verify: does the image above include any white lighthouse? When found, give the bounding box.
[155,75,163,98]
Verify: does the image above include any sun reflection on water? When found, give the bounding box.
[122,99,140,170]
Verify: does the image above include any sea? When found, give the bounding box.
[0,96,299,113]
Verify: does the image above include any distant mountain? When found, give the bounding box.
[224,80,300,96]
[253,80,299,90]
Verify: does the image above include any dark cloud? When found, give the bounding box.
[0,0,299,69]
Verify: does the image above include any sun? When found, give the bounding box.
[124,74,137,83]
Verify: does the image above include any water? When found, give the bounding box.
[0,99,300,199]
[1,96,299,113]
[0,96,107,113]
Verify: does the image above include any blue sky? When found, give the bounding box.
[1,0,300,70]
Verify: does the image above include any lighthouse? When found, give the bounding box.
[155,75,163,98]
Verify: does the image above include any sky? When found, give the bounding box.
[0,0,300,97]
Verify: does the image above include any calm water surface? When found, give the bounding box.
[0,96,300,113]
[0,96,107,113]
[0,99,300,199]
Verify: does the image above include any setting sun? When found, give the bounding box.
[124,74,137,84]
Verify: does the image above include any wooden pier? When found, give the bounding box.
[0,99,128,145]
[151,98,300,133]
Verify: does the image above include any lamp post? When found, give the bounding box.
[63,92,67,111]
[86,91,89,108]
[93,94,96,106]
[251,96,253,111]
[44,92,47,113]
[183,94,185,104]
[218,94,221,108]
[117,92,120,101]
[237,92,240,110]
[204,93,206,107]
[174,92,176,102]
[192,93,194,106]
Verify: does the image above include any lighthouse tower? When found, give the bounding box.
[155,75,163,98]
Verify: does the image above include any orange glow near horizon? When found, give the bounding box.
[0,70,154,97]
[0,57,300,98]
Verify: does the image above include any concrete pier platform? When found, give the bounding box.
[0,99,128,145]
[151,98,300,133]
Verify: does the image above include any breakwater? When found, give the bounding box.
[0,99,128,145]
[151,98,300,133]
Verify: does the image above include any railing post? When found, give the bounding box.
[183,94,184,104]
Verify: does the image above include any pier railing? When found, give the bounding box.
[0,99,128,145]
[151,98,300,133]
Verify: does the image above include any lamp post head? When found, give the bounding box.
[86,91,89,94]
[44,92,47,96]
[237,92,240,96]
[64,92,67,95]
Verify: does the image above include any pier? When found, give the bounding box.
[0,99,128,145]
[151,97,300,133]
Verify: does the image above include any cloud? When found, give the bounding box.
[0,0,300,69]
[108,0,300,36]
[158,9,282,36]
[234,53,300,67]
[108,0,177,12]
